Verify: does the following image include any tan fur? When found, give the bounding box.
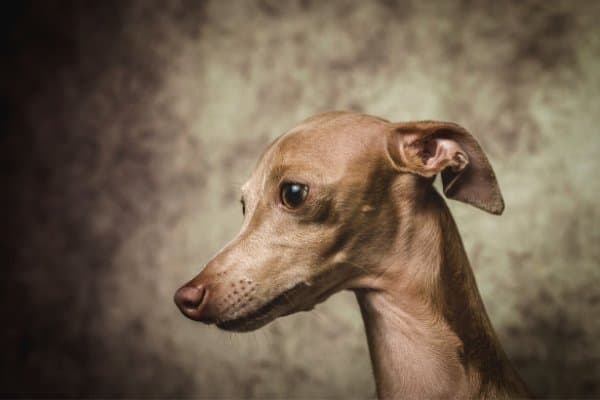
[175,111,531,399]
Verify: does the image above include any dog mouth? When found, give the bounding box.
[215,267,356,332]
[216,282,309,332]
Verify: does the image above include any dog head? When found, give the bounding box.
[174,111,503,331]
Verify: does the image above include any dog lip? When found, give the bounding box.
[216,282,307,331]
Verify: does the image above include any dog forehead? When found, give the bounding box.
[275,112,389,164]
[247,112,391,189]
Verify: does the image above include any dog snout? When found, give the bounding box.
[174,284,210,322]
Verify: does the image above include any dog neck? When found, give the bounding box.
[354,183,529,399]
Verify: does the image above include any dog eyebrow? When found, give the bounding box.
[268,164,287,182]
[268,164,317,185]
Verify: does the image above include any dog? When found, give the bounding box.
[175,111,531,398]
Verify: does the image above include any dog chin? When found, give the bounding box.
[216,312,277,332]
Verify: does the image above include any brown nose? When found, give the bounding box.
[174,284,209,322]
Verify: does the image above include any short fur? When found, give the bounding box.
[175,112,531,399]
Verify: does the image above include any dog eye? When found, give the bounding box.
[240,198,246,215]
[280,183,308,209]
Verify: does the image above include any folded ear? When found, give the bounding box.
[386,121,505,215]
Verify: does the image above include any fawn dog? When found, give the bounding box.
[174,112,530,398]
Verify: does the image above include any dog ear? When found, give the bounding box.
[387,121,504,215]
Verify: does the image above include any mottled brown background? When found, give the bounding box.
[1,0,599,398]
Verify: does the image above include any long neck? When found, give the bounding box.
[355,189,529,399]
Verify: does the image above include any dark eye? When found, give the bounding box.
[240,198,246,215]
[280,182,308,209]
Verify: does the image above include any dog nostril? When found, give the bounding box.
[182,297,200,309]
[174,285,207,314]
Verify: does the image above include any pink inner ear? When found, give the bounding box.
[419,139,437,164]
[422,138,468,173]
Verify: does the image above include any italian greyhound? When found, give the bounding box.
[174,112,531,398]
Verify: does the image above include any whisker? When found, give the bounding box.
[342,260,370,274]
[371,262,394,287]
[309,305,330,324]
[257,329,270,349]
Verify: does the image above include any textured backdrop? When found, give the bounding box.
[2,0,600,397]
